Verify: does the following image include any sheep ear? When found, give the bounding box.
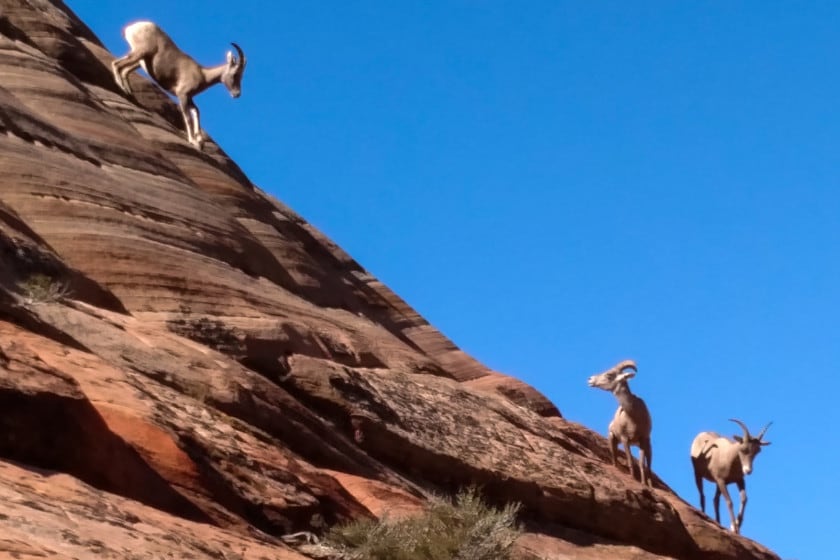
[733,435,743,443]
[760,441,771,446]
[226,51,234,64]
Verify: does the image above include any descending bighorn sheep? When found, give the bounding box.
[111,21,246,149]
[690,419,771,534]
[587,360,653,486]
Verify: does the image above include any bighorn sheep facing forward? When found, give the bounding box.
[588,360,653,486]
[690,419,771,534]
[112,21,246,149]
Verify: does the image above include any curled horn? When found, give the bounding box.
[756,421,773,441]
[618,360,637,373]
[230,42,246,68]
[729,418,751,440]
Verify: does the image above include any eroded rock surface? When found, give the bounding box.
[0,2,780,559]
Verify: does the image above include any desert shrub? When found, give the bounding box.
[18,273,71,304]
[327,487,522,560]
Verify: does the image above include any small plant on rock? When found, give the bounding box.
[18,273,71,304]
[327,487,522,560]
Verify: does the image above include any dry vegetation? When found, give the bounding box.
[327,488,522,560]
[17,273,71,304]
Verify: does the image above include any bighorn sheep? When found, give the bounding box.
[111,21,246,149]
[690,419,771,534]
[587,359,653,486]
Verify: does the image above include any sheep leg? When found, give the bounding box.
[178,100,193,142]
[712,486,721,524]
[190,105,202,142]
[117,64,140,93]
[111,53,143,95]
[178,98,203,147]
[692,464,705,513]
[637,445,647,486]
[640,438,652,486]
[734,479,747,533]
[188,102,205,148]
[716,480,738,532]
[608,432,619,468]
[110,57,129,91]
[622,438,634,479]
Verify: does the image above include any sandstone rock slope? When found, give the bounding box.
[0,2,779,559]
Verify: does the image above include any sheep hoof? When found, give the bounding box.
[114,77,133,96]
[189,134,205,150]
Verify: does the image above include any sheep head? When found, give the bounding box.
[729,418,772,475]
[221,42,246,98]
[587,359,637,392]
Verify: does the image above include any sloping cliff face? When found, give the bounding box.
[0,2,779,559]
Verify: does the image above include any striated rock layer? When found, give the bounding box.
[0,1,778,559]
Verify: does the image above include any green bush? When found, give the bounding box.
[18,273,71,304]
[327,487,522,560]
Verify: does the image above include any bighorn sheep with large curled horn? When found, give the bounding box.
[111,21,247,149]
[587,359,653,486]
[690,419,772,534]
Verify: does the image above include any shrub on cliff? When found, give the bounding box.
[327,487,521,560]
[17,273,71,304]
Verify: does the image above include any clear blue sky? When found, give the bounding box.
[73,2,837,558]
